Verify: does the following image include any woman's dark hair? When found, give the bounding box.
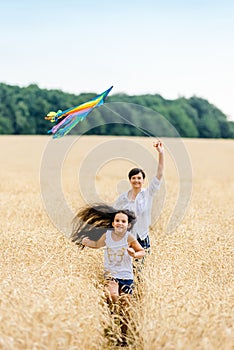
[128,168,146,180]
[71,203,136,246]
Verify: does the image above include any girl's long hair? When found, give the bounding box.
[71,203,136,246]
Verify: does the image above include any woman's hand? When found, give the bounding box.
[153,140,164,153]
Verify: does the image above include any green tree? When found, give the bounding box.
[0,83,233,138]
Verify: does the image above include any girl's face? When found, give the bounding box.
[130,172,144,189]
[112,212,129,234]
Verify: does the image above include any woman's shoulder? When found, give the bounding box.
[117,191,128,199]
[115,191,129,204]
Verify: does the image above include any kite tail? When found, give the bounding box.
[45,86,113,138]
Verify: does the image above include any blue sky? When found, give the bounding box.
[1,0,233,119]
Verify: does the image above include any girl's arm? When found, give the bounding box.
[82,233,106,249]
[127,234,145,259]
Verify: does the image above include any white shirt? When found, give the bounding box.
[104,230,133,280]
[115,176,161,240]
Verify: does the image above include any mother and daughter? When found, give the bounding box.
[71,140,164,346]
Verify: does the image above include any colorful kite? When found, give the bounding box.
[45,86,113,138]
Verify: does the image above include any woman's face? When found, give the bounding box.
[129,172,144,190]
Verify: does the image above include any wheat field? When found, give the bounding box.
[0,135,233,350]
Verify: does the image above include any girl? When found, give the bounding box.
[71,204,145,299]
[71,204,145,346]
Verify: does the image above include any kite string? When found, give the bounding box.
[103,104,160,141]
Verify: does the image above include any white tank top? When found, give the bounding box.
[104,230,133,280]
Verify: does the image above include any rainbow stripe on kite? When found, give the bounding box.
[45,86,113,138]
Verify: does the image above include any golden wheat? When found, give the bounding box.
[0,136,233,350]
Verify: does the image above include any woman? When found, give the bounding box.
[114,141,164,252]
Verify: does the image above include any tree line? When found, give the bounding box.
[0,82,233,138]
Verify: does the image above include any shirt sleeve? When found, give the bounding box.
[148,176,161,196]
[114,194,125,209]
